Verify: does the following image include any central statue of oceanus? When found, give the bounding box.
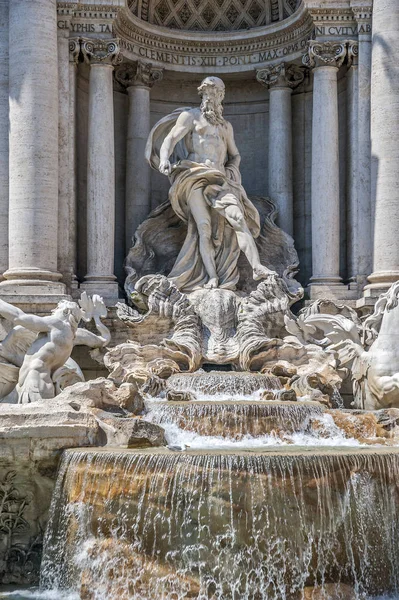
[145,76,275,292]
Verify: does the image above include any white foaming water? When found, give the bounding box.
[0,591,79,600]
[145,399,371,449]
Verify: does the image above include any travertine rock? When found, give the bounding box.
[166,389,196,402]
[92,410,166,448]
[299,583,355,600]
[56,378,144,415]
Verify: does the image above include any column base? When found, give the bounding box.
[364,270,399,294]
[308,280,357,302]
[80,278,120,305]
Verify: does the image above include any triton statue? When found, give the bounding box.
[146,76,275,292]
[0,293,110,403]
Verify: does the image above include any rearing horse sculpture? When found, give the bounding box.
[285,281,399,410]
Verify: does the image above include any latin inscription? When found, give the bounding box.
[315,24,371,36]
[120,37,310,67]
[57,21,112,33]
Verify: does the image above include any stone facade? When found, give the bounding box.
[0,0,397,310]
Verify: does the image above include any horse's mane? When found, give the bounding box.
[362,280,399,345]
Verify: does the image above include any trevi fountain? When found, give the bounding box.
[1,0,399,599]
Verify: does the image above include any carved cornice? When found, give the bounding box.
[69,38,81,63]
[115,61,163,88]
[303,40,347,69]
[256,62,306,89]
[81,38,122,65]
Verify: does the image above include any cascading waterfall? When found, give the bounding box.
[167,372,282,396]
[41,448,399,600]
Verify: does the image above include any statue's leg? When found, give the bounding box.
[223,200,276,280]
[188,189,218,288]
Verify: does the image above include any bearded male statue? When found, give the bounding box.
[145,76,275,292]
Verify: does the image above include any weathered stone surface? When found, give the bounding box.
[277,388,297,402]
[166,389,196,402]
[92,410,166,448]
[299,583,355,600]
[56,377,144,415]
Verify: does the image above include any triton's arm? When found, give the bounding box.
[225,121,241,169]
[159,110,194,175]
[74,316,111,348]
[0,299,50,333]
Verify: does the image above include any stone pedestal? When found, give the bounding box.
[256,63,305,237]
[2,0,65,298]
[305,41,347,298]
[365,0,399,292]
[81,39,121,303]
[115,62,163,252]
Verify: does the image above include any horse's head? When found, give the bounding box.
[363,280,399,345]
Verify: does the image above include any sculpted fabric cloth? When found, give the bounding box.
[145,108,261,293]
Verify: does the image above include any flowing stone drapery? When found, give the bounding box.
[305,41,346,298]
[0,0,8,280]
[81,39,121,302]
[57,33,79,293]
[115,62,163,252]
[2,0,64,296]
[256,63,305,237]
[366,0,399,292]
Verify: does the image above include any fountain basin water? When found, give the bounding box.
[40,447,399,600]
[167,371,282,396]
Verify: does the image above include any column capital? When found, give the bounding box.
[347,40,359,67]
[115,61,163,89]
[69,38,80,64]
[256,63,306,90]
[81,38,122,66]
[303,40,347,69]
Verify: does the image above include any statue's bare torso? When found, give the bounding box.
[185,108,229,172]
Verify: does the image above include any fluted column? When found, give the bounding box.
[346,41,360,287]
[81,39,121,302]
[2,0,64,296]
[57,30,79,293]
[366,0,399,292]
[256,63,305,236]
[0,0,8,280]
[115,62,163,251]
[305,41,346,297]
[68,40,79,294]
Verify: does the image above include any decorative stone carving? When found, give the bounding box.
[0,294,110,404]
[303,40,347,69]
[115,61,163,88]
[68,38,80,64]
[256,62,306,89]
[128,0,300,31]
[81,38,122,65]
[285,281,399,410]
[347,40,359,66]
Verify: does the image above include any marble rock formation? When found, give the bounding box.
[0,293,110,404]
[286,281,399,410]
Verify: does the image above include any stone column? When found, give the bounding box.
[68,39,80,294]
[3,0,65,297]
[81,39,121,302]
[256,63,305,236]
[305,41,347,298]
[57,31,79,293]
[0,0,8,279]
[346,41,359,287]
[365,0,399,292]
[115,62,163,252]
